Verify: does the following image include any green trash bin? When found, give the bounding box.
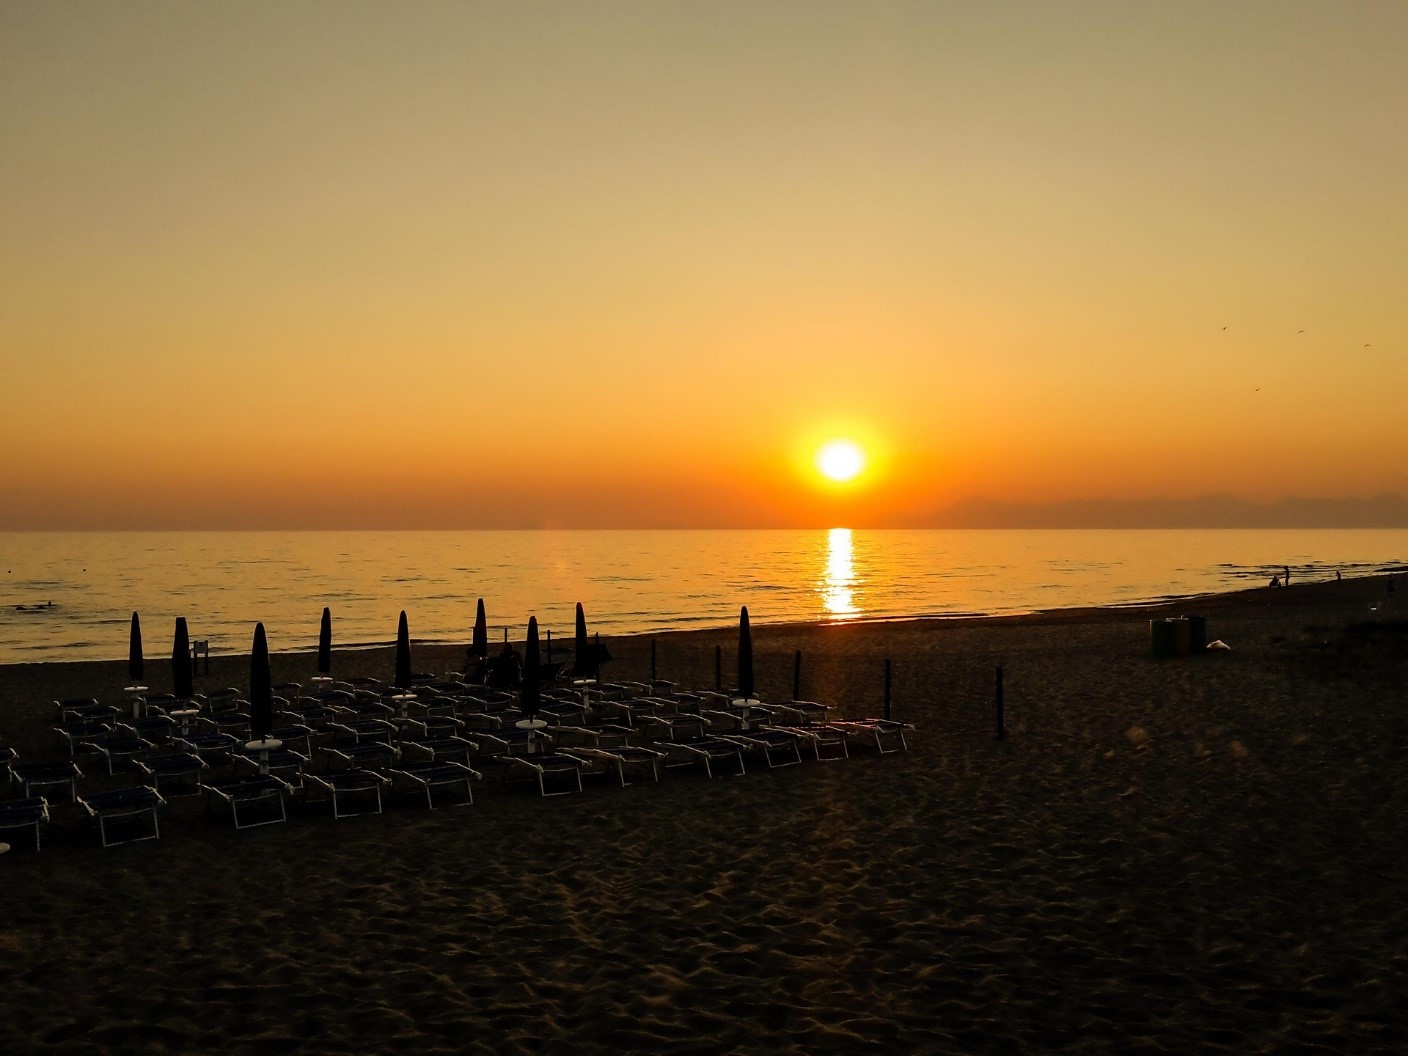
[1150,619,1176,658]
[1185,614,1207,653]
[1172,616,1192,656]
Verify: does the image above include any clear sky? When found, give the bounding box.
[2,1,1405,528]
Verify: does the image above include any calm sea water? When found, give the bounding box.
[1,529,1405,663]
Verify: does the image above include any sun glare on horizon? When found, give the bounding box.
[816,440,866,483]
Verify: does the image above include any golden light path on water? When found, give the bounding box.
[820,527,859,617]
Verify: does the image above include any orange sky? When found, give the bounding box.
[2,2,1405,528]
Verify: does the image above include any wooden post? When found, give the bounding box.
[995,664,1006,741]
[792,650,802,701]
[651,638,657,682]
[715,644,722,692]
[884,659,892,721]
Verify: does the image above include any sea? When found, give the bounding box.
[1,529,1405,664]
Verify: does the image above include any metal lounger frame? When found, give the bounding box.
[663,739,746,779]
[80,788,165,848]
[207,776,293,829]
[834,719,913,754]
[503,754,584,796]
[303,771,387,818]
[0,797,50,851]
[391,761,480,808]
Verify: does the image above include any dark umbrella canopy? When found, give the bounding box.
[317,607,332,674]
[128,612,144,682]
[394,610,413,691]
[250,623,273,740]
[172,617,194,699]
[572,602,592,677]
[737,606,755,699]
[521,616,541,718]
[471,598,489,659]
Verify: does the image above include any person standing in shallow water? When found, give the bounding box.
[1284,566,1291,585]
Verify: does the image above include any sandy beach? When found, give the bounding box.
[1,576,1405,1054]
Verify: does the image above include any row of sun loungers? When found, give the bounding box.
[6,682,914,850]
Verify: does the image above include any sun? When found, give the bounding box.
[816,439,866,482]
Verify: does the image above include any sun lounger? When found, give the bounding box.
[397,735,476,764]
[119,714,176,745]
[200,688,243,714]
[766,723,849,760]
[78,732,152,774]
[390,759,480,808]
[328,718,397,744]
[661,735,746,778]
[0,746,17,783]
[173,731,240,764]
[138,692,178,714]
[198,712,253,739]
[268,723,316,754]
[502,752,585,796]
[772,700,832,724]
[549,723,636,749]
[302,769,389,818]
[54,720,114,755]
[405,690,458,719]
[719,727,805,768]
[565,745,666,786]
[0,797,50,851]
[10,760,83,801]
[831,718,914,754]
[135,752,209,794]
[207,774,295,829]
[54,698,113,723]
[638,714,709,741]
[471,727,552,759]
[593,697,656,726]
[704,703,783,731]
[396,715,463,740]
[233,746,309,781]
[79,786,165,848]
[325,741,400,772]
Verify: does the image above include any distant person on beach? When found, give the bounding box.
[1336,569,1342,582]
[1270,575,1281,588]
[1283,566,1291,585]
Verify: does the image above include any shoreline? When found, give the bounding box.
[4,571,1400,674]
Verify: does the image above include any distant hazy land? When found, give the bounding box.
[924,494,1408,529]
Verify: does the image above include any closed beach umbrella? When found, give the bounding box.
[394,610,413,690]
[250,623,273,740]
[317,607,332,674]
[521,616,541,718]
[471,598,488,659]
[172,617,194,700]
[128,612,144,682]
[572,602,592,677]
[737,606,755,699]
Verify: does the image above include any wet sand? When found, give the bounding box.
[1,576,1405,1054]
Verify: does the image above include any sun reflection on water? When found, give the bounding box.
[820,527,859,617]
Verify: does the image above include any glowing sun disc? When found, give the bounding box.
[817,440,865,482]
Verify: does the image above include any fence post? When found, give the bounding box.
[884,659,892,722]
[995,664,1006,741]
